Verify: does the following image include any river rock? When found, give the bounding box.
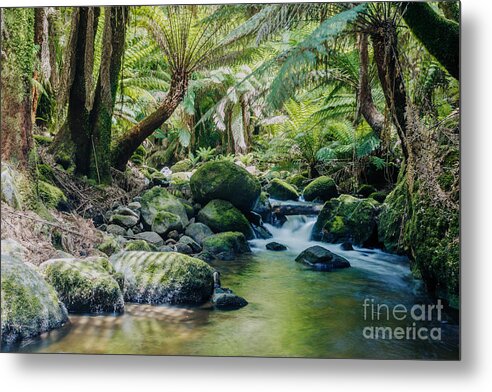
[140,187,189,230]
[170,159,193,173]
[266,242,287,251]
[40,257,124,313]
[110,251,214,304]
[1,242,68,345]
[124,240,157,252]
[302,176,338,202]
[107,224,126,237]
[252,191,272,223]
[178,235,201,253]
[190,160,261,212]
[212,288,248,310]
[267,178,299,201]
[312,195,380,247]
[110,214,139,228]
[151,211,183,235]
[127,201,141,211]
[197,199,254,240]
[174,243,193,255]
[134,231,164,247]
[202,232,251,261]
[340,241,354,251]
[295,246,351,271]
[167,230,180,241]
[185,222,213,245]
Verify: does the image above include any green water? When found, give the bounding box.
[12,228,459,358]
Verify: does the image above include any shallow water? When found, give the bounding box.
[9,215,459,359]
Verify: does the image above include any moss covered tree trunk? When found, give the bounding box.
[111,71,188,171]
[0,8,35,165]
[402,2,459,80]
[89,7,127,183]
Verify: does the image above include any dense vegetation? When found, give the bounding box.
[1,1,460,346]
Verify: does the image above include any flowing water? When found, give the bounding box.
[10,211,459,359]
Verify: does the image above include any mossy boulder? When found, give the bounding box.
[151,211,183,235]
[185,222,213,245]
[197,199,254,240]
[40,257,124,313]
[1,245,68,345]
[202,232,251,260]
[170,159,193,173]
[97,236,121,256]
[140,187,189,230]
[110,251,214,305]
[124,240,157,252]
[38,180,67,210]
[286,173,308,190]
[130,145,146,166]
[190,161,261,212]
[267,178,299,201]
[357,184,377,198]
[312,195,380,247]
[302,176,338,202]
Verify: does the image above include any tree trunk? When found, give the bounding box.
[89,6,127,183]
[370,23,409,159]
[402,2,459,80]
[111,71,189,171]
[1,8,35,165]
[357,33,385,136]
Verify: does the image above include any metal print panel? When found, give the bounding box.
[0,1,460,359]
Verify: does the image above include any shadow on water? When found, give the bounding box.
[8,214,459,359]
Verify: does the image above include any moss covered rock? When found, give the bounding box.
[38,180,67,210]
[140,187,188,230]
[303,176,338,202]
[267,178,299,201]
[40,257,124,313]
[202,232,251,260]
[97,236,121,256]
[197,199,254,240]
[286,173,308,190]
[151,211,183,235]
[185,222,213,245]
[124,240,157,252]
[171,159,193,173]
[357,184,377,198]
[190,161,261,211]
[110,251,214,304]
[312,195,380,246]
[1,246,68,346]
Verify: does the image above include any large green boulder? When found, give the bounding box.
[170,159,193,173]
[202,232,251,260]
[197,199,254,240]
[267,178,299,201]
[1,242,68,345]
[312,195,380,246]
[303,176,338,202]
[110,251,214,305]
[140,187,188,231]
[190,161,261,211]
[40,257,124,313]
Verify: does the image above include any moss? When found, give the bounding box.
[170,159,193,173]
[147,148,174,169]
[286,173,308,190]
[37,180,67,210]
[268,178,299,201]
[140,187,189,229]
[197,199,254,240]
[357,184,377,198]
[190,160,261,211]
[110,251,214,305]
[369,191,388,203]
[37,164,56,184]
[130,145,146,165]
[313,194,380,246]
[40,257,124,313]
[124,240,157,252]
[1,252,68,345]
[303,176,338,202]
[202,232,251,257]
[438,172,454,192]
[54,150,74,171]
[98,236,121,256]
[152,211,183,235]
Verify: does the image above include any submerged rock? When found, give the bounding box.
[1,243,68,345]
[312,195,380,247]
[266,242,287,251]
[40,257,124,313]
[267,178,299,201]
[340,241,354,251]
[295,246,351,271]
[110,251,214,305]
[302,176,338,202]
[185,222,213,245]
[212,288,248,310]
[202,232,251,261]
[197,199,254,240]
[190,160,261,211]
